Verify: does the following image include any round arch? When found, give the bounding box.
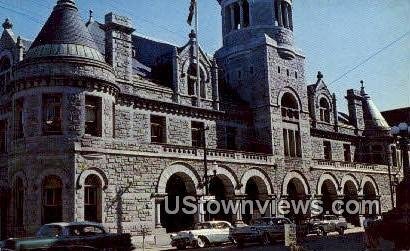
[181,58,210,83]
[316,94,332,110]
[240,168,273,195]
[77,168,108,190]
[282,171,310,196]
[317,173,341,196]
[11,171,28,189]
[277,87,303,110]
[359,176,379,196]
[341,174,359,193]
[157,163,201,194]
[0,51,13,66]
[208,164,239,194]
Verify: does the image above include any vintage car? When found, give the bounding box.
[229,217,292,246]
[308,215,348,236]
[1,222,134,251]
[170,221,233,249]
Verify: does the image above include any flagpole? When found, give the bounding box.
[195,0,201,105]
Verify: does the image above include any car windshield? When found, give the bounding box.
[213,222,230,229]
[37,225,63,238]
[251,218,272,226]
[68,225,106,237]
[195,223,212,230]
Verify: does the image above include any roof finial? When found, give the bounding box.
[189,29,197,40]
[317,71,323,80]
[86,9,94,26]
[2,18,12,30]
[360,80,366,95]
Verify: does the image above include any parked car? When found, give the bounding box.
[170,221,233,249]
[308,215,348,236]
[1,222,134,251]
[230,217,292,246]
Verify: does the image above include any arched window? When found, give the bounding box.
[281,92,299,120]
[84,175,102,223]
[0,57,11,93]
[13,178,24,227]
[281,92,302,158]
[242,0,250,28]
[187,63,206,98]
[42,176,62,224]
[319,98,331,123]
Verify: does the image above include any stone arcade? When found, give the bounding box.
[0,0,402,241]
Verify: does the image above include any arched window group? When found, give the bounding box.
[319,98,331,123]
[281,92,302,158]
[224,0,250,33]
[274,0,293,30]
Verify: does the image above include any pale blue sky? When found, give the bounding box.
[1,0,409,112]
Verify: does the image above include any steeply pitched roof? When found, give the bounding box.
[361,87,390,131]
[26,0,104,62]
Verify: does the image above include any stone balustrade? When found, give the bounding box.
[313,159,390,174]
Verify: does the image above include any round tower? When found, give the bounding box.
[218,0,295,58]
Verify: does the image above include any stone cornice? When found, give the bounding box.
[310,127,363,142]
[118,93,224,120]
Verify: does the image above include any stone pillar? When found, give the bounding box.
[239,0,244,29]
[276,0,283,27]
[234,195,245,226]
[197,195,206,223]
[154,197,165,228]
[269,195,277,217]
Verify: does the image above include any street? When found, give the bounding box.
[158,230,367,251]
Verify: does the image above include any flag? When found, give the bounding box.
[187,0,196,26]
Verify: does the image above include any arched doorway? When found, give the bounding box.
[287,178,308,223]
[208,175,235,223]
[343,180,360,226]
[161,173,196,233]
[42,176,63,224]
[363,181,378,216]
[320,180,338,216]
[243,177,269,224]
[84,175,102,223]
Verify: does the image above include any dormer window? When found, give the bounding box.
[187,63,206,98]
[319,98,331,123]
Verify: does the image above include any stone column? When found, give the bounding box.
[230,5,236,31]
[239,0,244,29]
[154,197,164,228]
[234,195,245,226]
[276,0,283,27]
[197,195,206,223]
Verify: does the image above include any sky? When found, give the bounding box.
[1,0,409,112]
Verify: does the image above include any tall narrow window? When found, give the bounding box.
[85,96,102,137]
[14,98,24,139]
[187,64,205,98]
[319,98,331,123]
[191,121,205,147]
[14,178,24,227]
[343,144,352,162]
[242,0,250,27]
[281,92,299,120]
[226,126,237,150]
[323,141,332,161]
[42,176,62,224]
[0,57,11,93]
[0,120,6,153]
[283,128,302,158]
[233,3,240,29]
[151,115,166,143]
[43,94,62,135]
[84,175,102,223]
[391,146,397,167]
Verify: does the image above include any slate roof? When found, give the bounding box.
[26,0,104,62]
[361,87,390,131]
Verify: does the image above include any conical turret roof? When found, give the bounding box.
[361,86,390,131]
[25,0,104,62]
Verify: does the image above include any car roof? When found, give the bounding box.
[200,221,231,224]
[44,222,104,228]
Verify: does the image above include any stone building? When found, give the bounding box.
[0,0,400,240]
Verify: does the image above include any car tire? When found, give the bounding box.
[196,236,208,248]
[338,227,345,235]
[176,244,186,250]
[260,233,271,246]
[317,228,327,236]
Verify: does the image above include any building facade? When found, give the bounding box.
[0,0,400,240]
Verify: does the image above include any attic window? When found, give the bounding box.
[319,98,331,123]
[187,63,206,98]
